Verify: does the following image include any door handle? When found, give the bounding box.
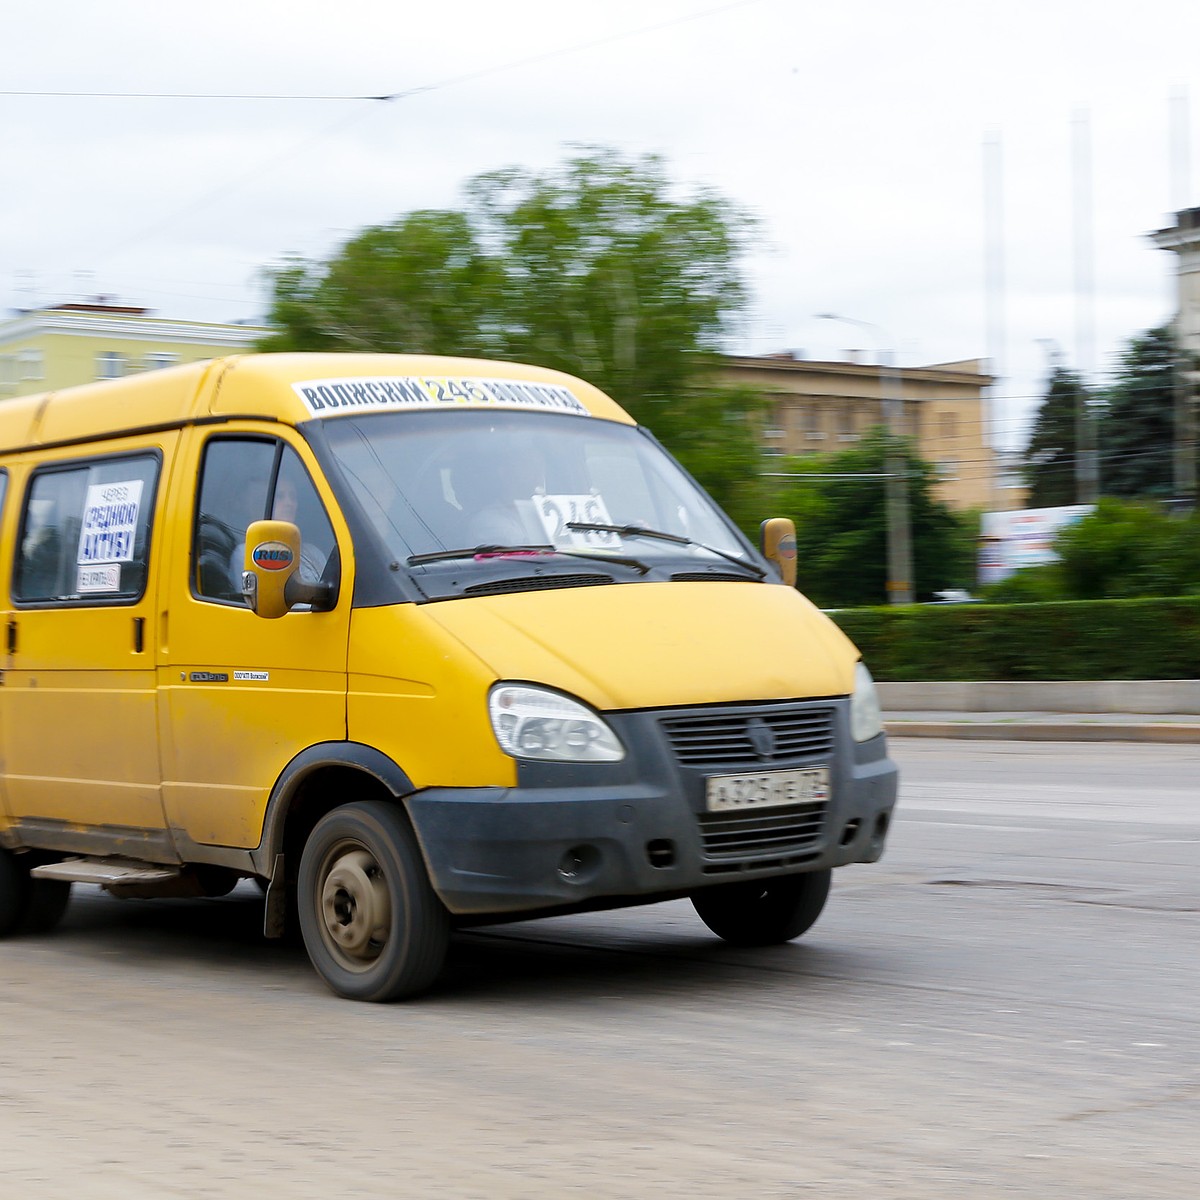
[133,616,145,654]
[6,619,15,655]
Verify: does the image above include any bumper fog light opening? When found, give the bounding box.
[646,839,676,869]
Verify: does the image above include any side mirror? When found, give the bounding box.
[241,520,300,619]
[760,517,797,587]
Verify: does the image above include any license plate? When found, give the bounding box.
[705,767,830,813]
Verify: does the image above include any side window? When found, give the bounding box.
[14,454,160,605]
[194,438,335,605]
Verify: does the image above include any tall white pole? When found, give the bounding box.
[1072,107,1099,503]
[1169,87,1196,505]
[1169,85,1191,214]
[983,130,1005,511]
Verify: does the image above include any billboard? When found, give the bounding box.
[977,505,1093,586]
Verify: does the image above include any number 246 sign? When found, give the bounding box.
[533,494,621,550]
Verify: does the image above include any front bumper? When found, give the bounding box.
[404,699,899,917]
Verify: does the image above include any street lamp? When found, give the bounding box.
[815,313,914,605]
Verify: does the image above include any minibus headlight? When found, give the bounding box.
[489,685,625,763]
[850,661,885,742]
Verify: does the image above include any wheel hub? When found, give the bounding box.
[320,847,391,960]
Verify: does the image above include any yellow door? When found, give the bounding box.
[2,443,173,852]
[157,429,351,850]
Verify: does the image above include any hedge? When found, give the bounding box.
[826,597,1200,682]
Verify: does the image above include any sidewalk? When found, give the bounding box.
[884,710,1200,743]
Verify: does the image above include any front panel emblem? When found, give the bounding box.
[747,717,776,760]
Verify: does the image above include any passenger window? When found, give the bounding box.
[14,454,160,605]
[194,438,336,605]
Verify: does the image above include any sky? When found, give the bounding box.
[3,0,1199,450]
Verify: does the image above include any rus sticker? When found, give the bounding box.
[251,541,295,571]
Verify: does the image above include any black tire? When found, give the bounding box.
[0,849,29,937]
[691,869,832,947]
[0,849,71,936]
[297,801,450,1002]
[21,878,71,933]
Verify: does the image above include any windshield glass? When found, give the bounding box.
[319,410,755,592]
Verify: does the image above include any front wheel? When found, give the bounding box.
[691,869,831,946]
[297,801,450,1002]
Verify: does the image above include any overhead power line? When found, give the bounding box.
[0,0,768,106]
[0,89,384,101]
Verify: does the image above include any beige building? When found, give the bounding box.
[720,352,1010,511]
[0,301,268,399]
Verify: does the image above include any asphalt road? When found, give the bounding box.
[1,738,1197,1199]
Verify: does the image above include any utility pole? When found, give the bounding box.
[880,347,914,604]
[815,313,913,604]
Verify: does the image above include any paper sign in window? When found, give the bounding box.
[77,479,143,566]
[533,494,621,550]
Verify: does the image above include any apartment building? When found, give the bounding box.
[720,352,1010,511]
[0,300,268,398]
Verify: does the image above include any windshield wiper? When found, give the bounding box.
[407,544,649,574]
[408,544,556,565]
[565,523,767,579]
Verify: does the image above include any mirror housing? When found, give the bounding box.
[241,520,300,619]
[760,517,797,587]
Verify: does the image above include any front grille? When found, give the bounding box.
[463,573,613,597]
[659,706,835,768]
[698,802,827,870]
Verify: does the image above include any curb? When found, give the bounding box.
[884,721,1200,744]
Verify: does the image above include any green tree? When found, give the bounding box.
[1098,325,1181,499]
[259,211,500,356]
[1023,363,1093,507]
[260,147,766,529]
[464,149,754,423]
[1053,498,1200,598]
[769,430,974,608]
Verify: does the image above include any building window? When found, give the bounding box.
[939,412,959,441]
[0,355,16,392]
[762,427,786,454]
[143,352,179,371]
[96,352,126,380]
[804,406,825,440]
[837,408,858,442]
[18,349,43,381]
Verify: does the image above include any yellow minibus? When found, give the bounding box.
[0,353,897,1000]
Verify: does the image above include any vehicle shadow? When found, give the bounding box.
[44,884,882,1005]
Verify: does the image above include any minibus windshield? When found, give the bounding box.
[319,410,758,594]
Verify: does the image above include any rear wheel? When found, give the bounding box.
[297,801,449,1002]
[0,849,72,936]
[691,869,831,946]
